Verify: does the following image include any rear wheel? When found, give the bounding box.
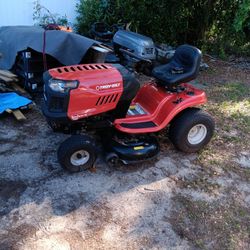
[169,108,215,153]
[57,135,97,172]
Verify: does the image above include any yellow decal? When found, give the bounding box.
[134,146,144,150]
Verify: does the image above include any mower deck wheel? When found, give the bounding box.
[105,152,119,168]
[169,108,215,153]
[57,135,96,172]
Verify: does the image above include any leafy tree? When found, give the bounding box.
[76,0,250,56]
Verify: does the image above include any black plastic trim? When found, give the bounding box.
[120,121,156,129]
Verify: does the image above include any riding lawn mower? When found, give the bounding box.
[42,45,215,172]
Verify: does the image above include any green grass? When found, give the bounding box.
[195,82,250,180]
[207,82,250,133]
[170,195,250,250]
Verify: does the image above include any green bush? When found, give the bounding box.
[76,0,250,56]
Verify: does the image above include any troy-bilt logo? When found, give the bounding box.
[96,83,120,91]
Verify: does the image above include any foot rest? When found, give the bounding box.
[120,121,156,129]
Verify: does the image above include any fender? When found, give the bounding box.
[114,83,207,134]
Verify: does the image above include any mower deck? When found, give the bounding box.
[114,83,207,134]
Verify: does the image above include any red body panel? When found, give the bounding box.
[49,64,207,133]
[114,83,207,133]
[49,64,123,121]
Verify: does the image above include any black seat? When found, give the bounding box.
[152,45,201,88]
[90,22,114,40]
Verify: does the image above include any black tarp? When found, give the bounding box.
[0,26,97,70]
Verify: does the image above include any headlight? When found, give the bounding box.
[48,79,79,93]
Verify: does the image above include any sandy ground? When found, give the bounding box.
[0,59,250,249]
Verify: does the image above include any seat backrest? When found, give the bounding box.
[173,44,201,76]
[152,45,202,88]
[94,22,109,33]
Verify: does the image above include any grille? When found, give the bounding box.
[56,64,110,74]
[145,48,154,55]
[49,97,65,112]
[96,94,119,106]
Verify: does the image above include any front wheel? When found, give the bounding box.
[57,135,97,172]
[169,108,215,153]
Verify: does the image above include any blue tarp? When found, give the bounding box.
[0,93,32,114]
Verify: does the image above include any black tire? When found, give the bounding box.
[169,108,215,153]
[57,135,97,173]
[105,152,119,168]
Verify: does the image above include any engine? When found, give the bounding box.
[113,30,156,61]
